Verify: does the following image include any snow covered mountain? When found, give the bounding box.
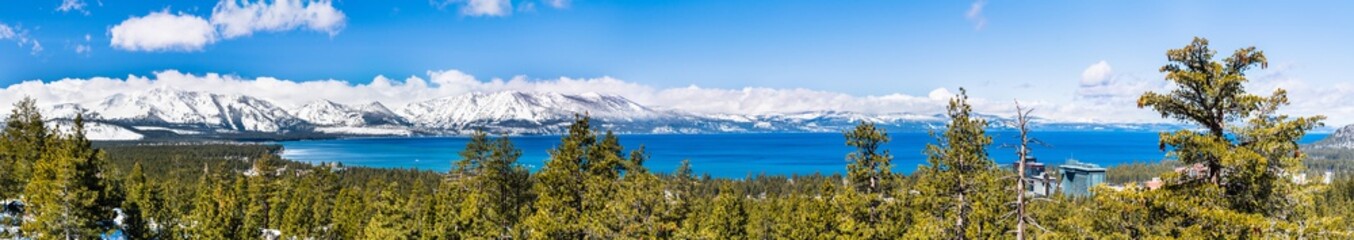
[1312,124,1354,149]
[397,91,677,134]
[292,100,409,127]
[84,87,308,133]
[21,88,1186,140]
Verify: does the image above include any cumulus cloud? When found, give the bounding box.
[109,11,217,52]
[109,0,346,52]
[0,23,44,55]
[1080,61,1112,86]
[1074,61,1165,104]
[965,0,987,30]
[211,0,346,38]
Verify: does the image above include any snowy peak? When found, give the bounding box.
[291,99,408,127]
[398,91,669,129]
[1313,124,1354,149]
[86,87,305,132]
[17,89,1188,138]
[359,102,396,115]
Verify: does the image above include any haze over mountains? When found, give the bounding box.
[23,87,1185,140]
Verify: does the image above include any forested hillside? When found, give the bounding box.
[3,38,1354,239]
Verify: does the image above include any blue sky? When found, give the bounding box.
[2,0,1353,125]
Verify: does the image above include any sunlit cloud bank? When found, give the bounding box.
[110,0,345,52]
[0,68,1348,126]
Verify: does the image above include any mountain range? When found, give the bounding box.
[24,87,1186,141]
[1312,124,1354,149]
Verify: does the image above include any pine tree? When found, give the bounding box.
[842,121,896,239]
[241,154,281,238]
[1,97,48,200]
[581,131,626,238]
[186,165,242,240]
[666,159,697,234]
[332,186,369,239]
[1117,37,1335,237]
[907,89,1012,239]
[121,162,158,239]
[609,147,670,238]
[524,115,593,239]
[20,114,117,239]
[404,179,434,239]
[429,176,465,240]
[279,167,321,239]
[696,185,747,239]
[363,182,412,239]
[468,134,531,239]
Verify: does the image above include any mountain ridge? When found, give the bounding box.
[1312,124,1354,149]
[21,88,1187,140]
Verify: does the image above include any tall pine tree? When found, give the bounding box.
[907,89,1012,239]
[21,114,117,239]
[524,115,594,239]
[1,97,47,200]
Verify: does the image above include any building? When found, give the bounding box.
[1059,159,1106,197]
[1010,156,1055,196]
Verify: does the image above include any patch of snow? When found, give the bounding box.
[48,121,143,140]
[131,126,202,135]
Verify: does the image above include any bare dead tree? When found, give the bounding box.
[1008,100,1053,239]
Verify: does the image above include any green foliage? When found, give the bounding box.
[120,162,157,239]
[907,88,1013,239]
[1104,160,1179,184]
[1087,37,1342,238]
[1,97,47,200]
[363,182,413,239]
[20,115,119,239]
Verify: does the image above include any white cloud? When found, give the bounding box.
[928,88,955,101]
[465,0,512,16]
[1245,66,1354,127]
[1075,61,1164,104]
[1080,60,1112,86]
[0,23,44,55]
[109,11,217,52]
[211,0,346,39]
[57,0,89,14]
[109,0,346,52]
[433,0,513,17]
[965,0,987,30]
[0,24,13,39]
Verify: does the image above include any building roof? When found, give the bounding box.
[1060,159,1105,172]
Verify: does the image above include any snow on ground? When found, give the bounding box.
[314,126,412,136]
[48,121,144,140]
[131,126,203,135]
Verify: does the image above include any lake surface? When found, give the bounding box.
[279,132,1331,178]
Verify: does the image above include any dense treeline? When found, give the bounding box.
[3,38,1354,239]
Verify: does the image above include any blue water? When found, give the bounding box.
[278,132,1331,178]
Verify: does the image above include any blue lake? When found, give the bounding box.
[279,132,1331,178]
